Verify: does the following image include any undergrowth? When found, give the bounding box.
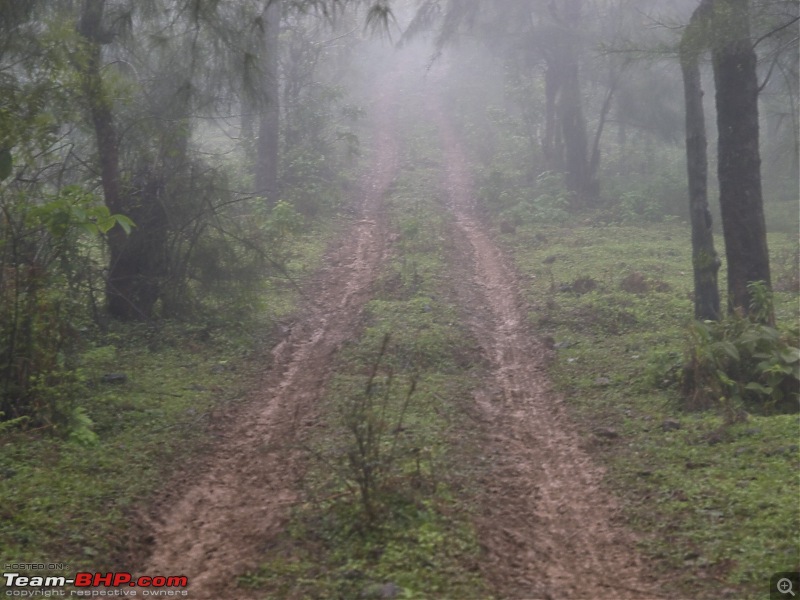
[0,227,330,588]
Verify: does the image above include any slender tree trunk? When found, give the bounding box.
[542,62,562,172]
[559,54,591,199]
[680,0,721,321]
[78,0,166,320]
[588,71,619,185]
[710,0,772,320]
[256,0,281,204]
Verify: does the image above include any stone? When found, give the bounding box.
[101,373,127,384]
[594,427,619,439]
[661,419,681,432]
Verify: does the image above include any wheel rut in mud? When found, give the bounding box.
[429,93,662,600]
[137,70,401,600]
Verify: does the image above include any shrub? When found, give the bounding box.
[681,315,799,418]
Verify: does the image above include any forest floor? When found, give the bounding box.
[136,55,663,600]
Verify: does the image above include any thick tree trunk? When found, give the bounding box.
[256,0,281,204]
[711,0,772,320]
[680,4,721,321]
[78,0,138,319]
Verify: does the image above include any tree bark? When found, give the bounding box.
[680,0,721,321]
[256,0,281,205]
[710,0,772,321]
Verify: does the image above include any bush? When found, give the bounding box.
[681,316,799,418]
[486,170,572,226]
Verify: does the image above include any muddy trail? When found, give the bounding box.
[137,54,661,600]
[137,64,402,599]
[427,88,662,600]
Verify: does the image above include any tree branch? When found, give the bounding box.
[753,16,799,49]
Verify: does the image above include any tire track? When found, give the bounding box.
[429,93,662,600]
[136,63,401,600]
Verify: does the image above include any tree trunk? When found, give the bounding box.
[78,0,164,320]
[680,0,721,321]
[542,62,563,172]
[559,55,591,199]
[78,0,137,319]
[710,0,772,320]
[256,0,281,204]
[588,70,619,186]
[551,0,594,202]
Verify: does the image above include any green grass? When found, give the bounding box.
[239,144,491,600]
[498,221,800,600]
[0,227,330,587]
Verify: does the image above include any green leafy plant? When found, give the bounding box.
[0,184,134,431]
[497,171,572,226]
[32,186,134,238]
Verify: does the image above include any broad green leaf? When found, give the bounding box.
[715,341,740,362]
[113,214,135,234]
[95,216,116,234]
[716,369,735,387]
[744,382,771,395]
[72,206,87,222]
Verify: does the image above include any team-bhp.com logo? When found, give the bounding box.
[4,572,188,597]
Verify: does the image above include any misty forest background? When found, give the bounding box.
[0,0,798,598]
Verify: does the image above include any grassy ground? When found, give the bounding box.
[239,137,492,599]
[0,227,331,587]
[495,220,799,599]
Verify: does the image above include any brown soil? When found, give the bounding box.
[137,55,662,600]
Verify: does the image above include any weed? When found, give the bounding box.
[339,334,419,525]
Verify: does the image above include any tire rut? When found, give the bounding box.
[136,69,401,600]
[429,95,663,600]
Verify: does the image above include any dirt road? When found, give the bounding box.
[138,53,660,600]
